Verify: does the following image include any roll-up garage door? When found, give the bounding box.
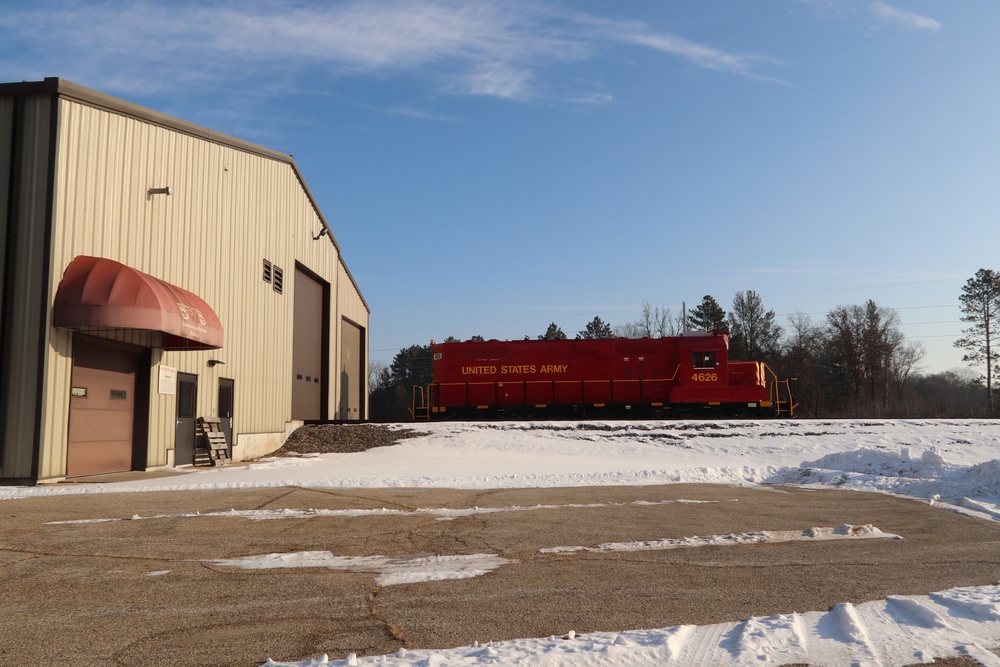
[291,267,327,420]
[339,319,364,420]
[67,337,140,477]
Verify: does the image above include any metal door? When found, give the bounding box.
[291,267,327,420]
[174,373,198,465]
[339,319,364,420]
[218,378,234,454]
[67,338,139,476]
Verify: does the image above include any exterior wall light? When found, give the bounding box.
[147,186,173,200]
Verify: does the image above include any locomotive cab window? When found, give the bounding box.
[693,351,715,368]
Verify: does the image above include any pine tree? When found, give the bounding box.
[954,268,1000,414]
[369,344,433,420]
[538,322,568,340]
[578,316,614,339]
[688,295,727,331]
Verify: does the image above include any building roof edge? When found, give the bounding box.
[1,77,368,311]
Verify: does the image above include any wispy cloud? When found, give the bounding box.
[362,103,459,123]
[0,0,781,106]
[871,2,942,32]
[574,15,780,80]
[799,0,941,33]
[459,62,538,101]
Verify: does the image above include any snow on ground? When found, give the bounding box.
[262,587,1000,667]
[213,551,518,587]
[6,418,1000,665]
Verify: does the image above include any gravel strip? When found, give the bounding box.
[276,423,428,455]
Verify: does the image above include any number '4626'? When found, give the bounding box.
[691,372,718,382]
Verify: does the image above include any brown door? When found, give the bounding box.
[339,319,364,420]
[174,373,198,465]
[291,267,328,420]
[67,338,139,477]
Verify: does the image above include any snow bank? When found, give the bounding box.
[263,584,1000,666]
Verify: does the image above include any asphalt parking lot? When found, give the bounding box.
[2,483,1000,666]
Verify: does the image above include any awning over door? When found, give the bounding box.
[53,255,223,350]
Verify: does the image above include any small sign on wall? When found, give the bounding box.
[158,365,177,395]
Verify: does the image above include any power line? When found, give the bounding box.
[761,278,963,299]
[371,278,967,357]
[899,320,961,326]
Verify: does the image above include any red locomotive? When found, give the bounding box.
[412,332,796,420]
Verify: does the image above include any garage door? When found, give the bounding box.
[67,338,140,477]
[339,319,364,420]
[291,267,327,420]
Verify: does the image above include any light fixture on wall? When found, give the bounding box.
[312,227,329,241]
[208,359,225,367]
[147,186,173,200]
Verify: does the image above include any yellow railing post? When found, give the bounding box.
[411,385,430,420]
[761,364,798,418]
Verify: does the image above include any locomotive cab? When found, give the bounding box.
[670,331,731,406]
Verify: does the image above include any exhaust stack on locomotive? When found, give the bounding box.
[412,332,796,420]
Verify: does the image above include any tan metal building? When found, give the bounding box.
[0,78,369,484]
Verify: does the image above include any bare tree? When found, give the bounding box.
[614,302,679,338]
[368,360,389,395]
[907,368,985,417]
[889,340,925,412]
[822,300,919,416]
[860,300,901,413]
[783,312,823,417]
[645,302,679,337]
[823,305,865,414]
[727,290,782,362]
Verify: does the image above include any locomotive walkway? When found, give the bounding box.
[1,483,998,666]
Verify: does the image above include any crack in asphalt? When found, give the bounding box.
[367,586,408,648]
[252,488,300,510]
[290,486,419,512]
[0,545,183,564]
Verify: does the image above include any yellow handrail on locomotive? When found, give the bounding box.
[761,363,797,417]
[411,385,430,420]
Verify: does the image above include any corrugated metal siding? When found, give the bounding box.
[338,258,369,326]
[337,258,370,419]
[37,97,368,476]
[0,96,19,477]
[1,95,53,480]
[0,98,11,287]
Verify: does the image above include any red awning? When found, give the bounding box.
[53,255,223,350]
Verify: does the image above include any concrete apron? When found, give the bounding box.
[1,484,999,666]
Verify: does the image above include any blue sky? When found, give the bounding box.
[3,0,997,374]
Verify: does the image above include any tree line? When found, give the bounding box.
[370,270,1000,421]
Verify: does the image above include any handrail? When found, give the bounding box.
[761,363,798,417]
[411,385,430,420]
